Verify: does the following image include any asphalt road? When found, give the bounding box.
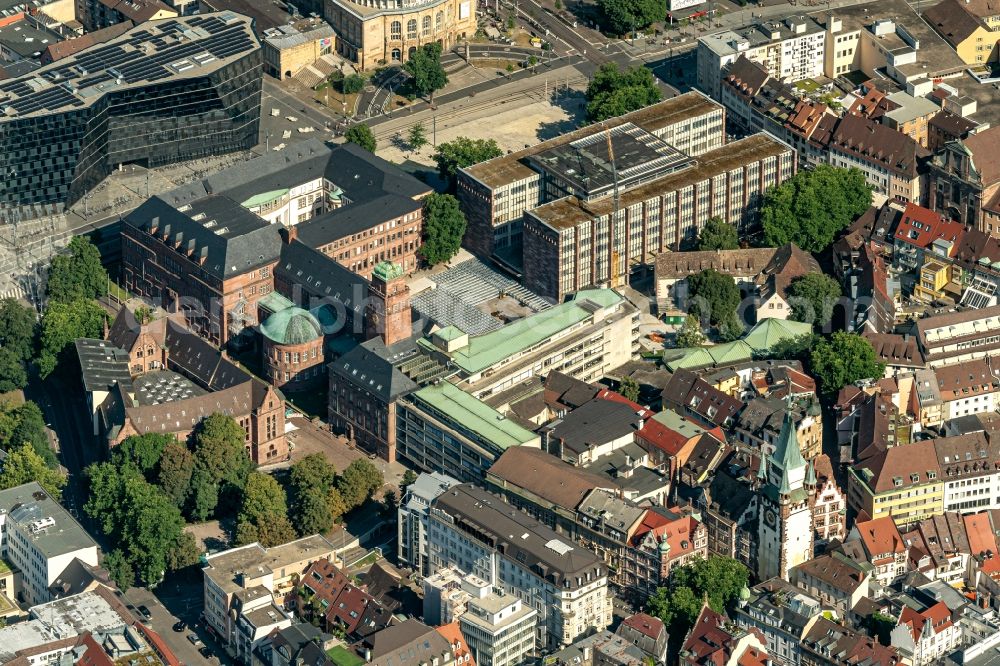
[127,577,224,665]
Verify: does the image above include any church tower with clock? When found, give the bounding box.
[756,407,816,581]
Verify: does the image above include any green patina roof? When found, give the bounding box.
[742,318,813,352]
[413,380,538,450]
[240,188,289,208]
[434,325,466,341]
[771,408,807,473]
[420,288,624,375]
[260,306,322,345]
[373,261,404,282]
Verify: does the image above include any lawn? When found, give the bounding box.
[794,79,820,93]
[326,645,364,666]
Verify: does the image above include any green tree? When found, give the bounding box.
[289,454,338,536]
[113,433,173,477]
[192,413,253,491]
[419,193,467,266]
[619,376,640,403]
[786,273,843,328]
[0,401,57,468]
[687,269,741,329]
[810,332,885,397]
[402,469,418,488]
[293,486,334,536]
[167,531,201,571]
[345,124,377,153]
[761,166,872,253]
[0,443,67,498]
[327,487,348,523]
[408,122,429,152]
[585,63,661,122]
[867,611,896,645]
[675,314,706,348]
[85,463,188,586]
[235,473,296,547]
[404,43,448,103]
[188,468,219,522]
[341,73,365,95]
[337,459,384,510]
[104,550,135,590]
[0,348,28,393]
[46,236,108,303]
[764,332,818,363]
[0,297,36,361]
[433,137,503,184]
[647,556,749,642]
[158,443,194,508]
[598,0,665,34]
[38,298,106,378]
[697,217,740,251]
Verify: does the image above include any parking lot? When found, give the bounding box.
[125,573,225,665]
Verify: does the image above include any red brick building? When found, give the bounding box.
[260,306,326,391]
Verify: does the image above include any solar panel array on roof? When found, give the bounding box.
[0,13,256,118]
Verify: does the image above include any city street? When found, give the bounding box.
[126,571,223,665]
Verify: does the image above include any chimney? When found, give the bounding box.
[280,225,298,244]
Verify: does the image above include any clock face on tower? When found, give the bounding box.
[764,510,776,528]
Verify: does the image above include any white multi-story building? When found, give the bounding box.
[423,565,491,625]
[697,16,826,97]
[935,432,1000,514]
[427,484,612,650]
[0,482,98,606]
[202,536,334,656]
[399,472,462,576]
[460,591,537,666]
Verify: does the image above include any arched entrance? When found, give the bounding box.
[391,48,401,61]
[408,46,417,58]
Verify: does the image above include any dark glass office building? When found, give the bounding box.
[0,11,262,210]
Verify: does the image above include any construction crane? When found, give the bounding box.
[606,128,623,288]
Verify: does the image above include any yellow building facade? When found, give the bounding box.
[848,466,944,527]
[325,0,476,70]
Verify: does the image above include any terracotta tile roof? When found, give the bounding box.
[630,511,702,562]
[857,515,907,557]
[898,601,952,642]
[862,332,923,367]
[933,359,1000,401]
[620,613,665,641]
[435,622,476,666]
[682,605,767,666]
[802,617,904,666]
[813,454,836,485]
[929,111,978,139]
[893,202,964,252]
[854,440,941,493]
[963,125,1000,186]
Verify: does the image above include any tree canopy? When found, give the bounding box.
[337,458,384,510]
[687,269,744,340]
[340,73,365,95]
[761,166,872,253]
[786,273,843,329]
[113,433,173,478]
[408,122,428,152]
[598,0,665,35]
[0,297,36,362]
[188,413,253,520]
[433,137,503,184]
[289,454,339,536]
[46,236,107,303]
[585,63,661,122]
[0,443,67,498]
[38,298,106,378]
[618,377,640,403]
[235,472,296,547]
[647,555,749,643]
[404,43,448,102]
[810,332,885,397]
[676,314,706,348]
[0,400,58,468]
[697,218,740,251]
[345,124,377,153]
[85,462,189,587]
[420,193,467,266]
[158,442,194,509]
[0,349,27,393]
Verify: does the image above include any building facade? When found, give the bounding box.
[398,472,462,576]
[427,484,612,650]
[928,127,1000,236]
[324,0,476,70]
[262,17,336,79]
[0,12,261,210]
[458,592,538,666]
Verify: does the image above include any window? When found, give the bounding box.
[390,20,401,38]
[436,10,443,27]
[407,19,417,38]
[422,15,431,34]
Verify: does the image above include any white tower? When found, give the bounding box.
[756,406,816,581]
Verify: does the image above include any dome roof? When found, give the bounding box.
[260,307,322,345]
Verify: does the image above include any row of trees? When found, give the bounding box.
[287,454,385,537]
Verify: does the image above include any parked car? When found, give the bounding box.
[136,605,152,620]
[199,646,212,658]
[187,634,202,646]
[173,620,187,632]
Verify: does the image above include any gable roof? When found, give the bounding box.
[962,126,1000,186]
[829,114,928,178]
[487,447,618,510]
[925,0,988,48]
[857,516,907,558]
[893,202,964,252]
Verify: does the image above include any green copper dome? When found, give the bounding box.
[260,307,322,345]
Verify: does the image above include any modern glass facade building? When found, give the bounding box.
[0,12,262,210]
